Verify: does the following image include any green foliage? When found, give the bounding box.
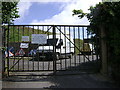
[72,9,87,19]
[73,2,120,82]
[8,26,53,42]
[81,43,91,52]
[73,2,120,56]
[0,47,6,51]
[2,1,20,24]
[74,39,83,54]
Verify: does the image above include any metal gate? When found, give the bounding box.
[6,25,100,76]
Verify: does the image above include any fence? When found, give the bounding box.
[5,25,100,76]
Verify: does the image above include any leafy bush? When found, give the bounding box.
[73,2,120,82]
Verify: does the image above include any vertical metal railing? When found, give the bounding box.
[6,25,100,76]
[2,26,6,75]
[53,25,57,74]
[7,25,10,76]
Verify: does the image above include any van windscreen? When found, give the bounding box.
[47,39,58,46]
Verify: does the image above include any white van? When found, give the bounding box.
[36,34,74,60]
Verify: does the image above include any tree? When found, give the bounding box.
[0,1,20,76]
[2,1,20,24]
[73,2,120,83]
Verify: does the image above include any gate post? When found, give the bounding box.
[100,25,108,76]
[0,27,2,90]
[0,1,3,89]
[53,25,56,75]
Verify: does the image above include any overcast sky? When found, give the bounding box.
[14,0,102,25]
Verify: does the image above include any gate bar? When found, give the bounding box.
[53,25,57,74]
[56,26,91,62]
[8,25,89,27]
[7,25,10,76]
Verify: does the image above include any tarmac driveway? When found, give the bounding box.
[2,56,119,88]
[2,73,119,88]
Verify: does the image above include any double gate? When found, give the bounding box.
[6,25,100,76]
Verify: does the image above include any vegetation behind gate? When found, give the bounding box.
[73,2,120,83]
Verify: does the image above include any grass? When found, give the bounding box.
[7,26,53,42]
[74,39,83,54]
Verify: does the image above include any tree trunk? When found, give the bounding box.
[100,25,108,76]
